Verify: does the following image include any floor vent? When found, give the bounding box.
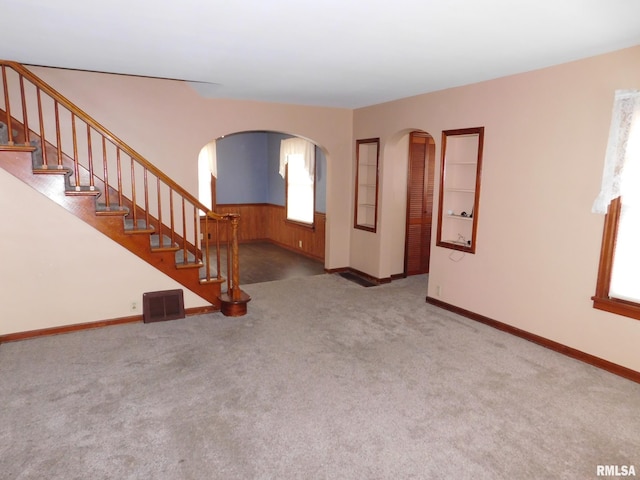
[143,289,185,323]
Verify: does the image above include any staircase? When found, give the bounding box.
[0,60,250,316]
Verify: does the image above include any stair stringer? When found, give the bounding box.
[0,148,223,306]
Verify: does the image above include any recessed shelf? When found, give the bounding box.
[446,240,471,246]
[436,127,484,254]
[354,137,380,233]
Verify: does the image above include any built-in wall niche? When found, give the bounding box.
[354,138,380,232]
[436,127,484,253]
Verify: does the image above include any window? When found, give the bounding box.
[198,140,217,211]
[286,153,315,224]
[592,90,640,320]
[280,137,315,227]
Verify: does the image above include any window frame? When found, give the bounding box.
[210,174,217,211]
[592,196,640,320]
[285,150,316,230]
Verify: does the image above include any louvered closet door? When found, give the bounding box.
[405,132,435,275]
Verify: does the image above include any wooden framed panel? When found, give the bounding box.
[354,138,380,232]
[436,127,484,253]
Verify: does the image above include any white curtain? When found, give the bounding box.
[198,140,217,211]
[593,90,640,303]
[592,90,640,213]
[199,140,218,178]
[279,137,314,179]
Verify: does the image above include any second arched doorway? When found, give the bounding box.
[405,130,436,275]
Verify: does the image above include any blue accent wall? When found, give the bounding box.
[216,132,269,204]
[217,131,326,213]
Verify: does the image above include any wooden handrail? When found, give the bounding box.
[1,60,216,216]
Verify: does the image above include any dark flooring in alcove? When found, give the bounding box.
[204,241,326,285]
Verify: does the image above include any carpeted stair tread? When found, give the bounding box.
[176,261,204,269]
[33,164,71,174]
[0,143,35,152]
[0,122,19,144]
[175,248,202,268]
[65,185,100,196]
[199,276,225,284]
[199,262,223,282]
[95,203,129,216]
[150,234,179,251]
[123,218,154,233]
[29,139,44,167]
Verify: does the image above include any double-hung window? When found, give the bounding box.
[280,138,315,227]
[198,140,217,211]
[592,90,640,320]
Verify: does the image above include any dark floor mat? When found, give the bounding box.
[338,272,378,287]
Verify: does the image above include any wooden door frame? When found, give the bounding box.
[403,130,435,276]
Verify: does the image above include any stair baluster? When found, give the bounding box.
[102,136,110,208]
[71,112,79,189]
[54,101,63,168]
[1,66,14,145]
[19,75,29,145]
[86,125,95,190]
[36,87,48,166]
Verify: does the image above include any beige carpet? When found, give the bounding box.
[1,273,638,479]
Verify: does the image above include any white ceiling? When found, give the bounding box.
[1,0,639,108]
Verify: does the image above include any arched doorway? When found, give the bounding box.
[404,130,435,275]
[197,131,328,283]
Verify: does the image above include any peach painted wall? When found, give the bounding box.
[4,45,640,375]
[28,66,354,271]
[354,45,640,372]
[0,168,207,335]
[1,66,353,335]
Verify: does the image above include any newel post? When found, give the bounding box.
[228,213,241,300]
[218,213,251,316]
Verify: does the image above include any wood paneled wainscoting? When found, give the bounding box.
[203,203,326,261]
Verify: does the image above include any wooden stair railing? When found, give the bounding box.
[0,60,249,316]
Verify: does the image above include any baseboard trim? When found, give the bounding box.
[426,296,640,384]
[0,315,143,343]
[185,305,219,316]
[325,267,392,285]
[324,267,349,274]
[0,305,219,344]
